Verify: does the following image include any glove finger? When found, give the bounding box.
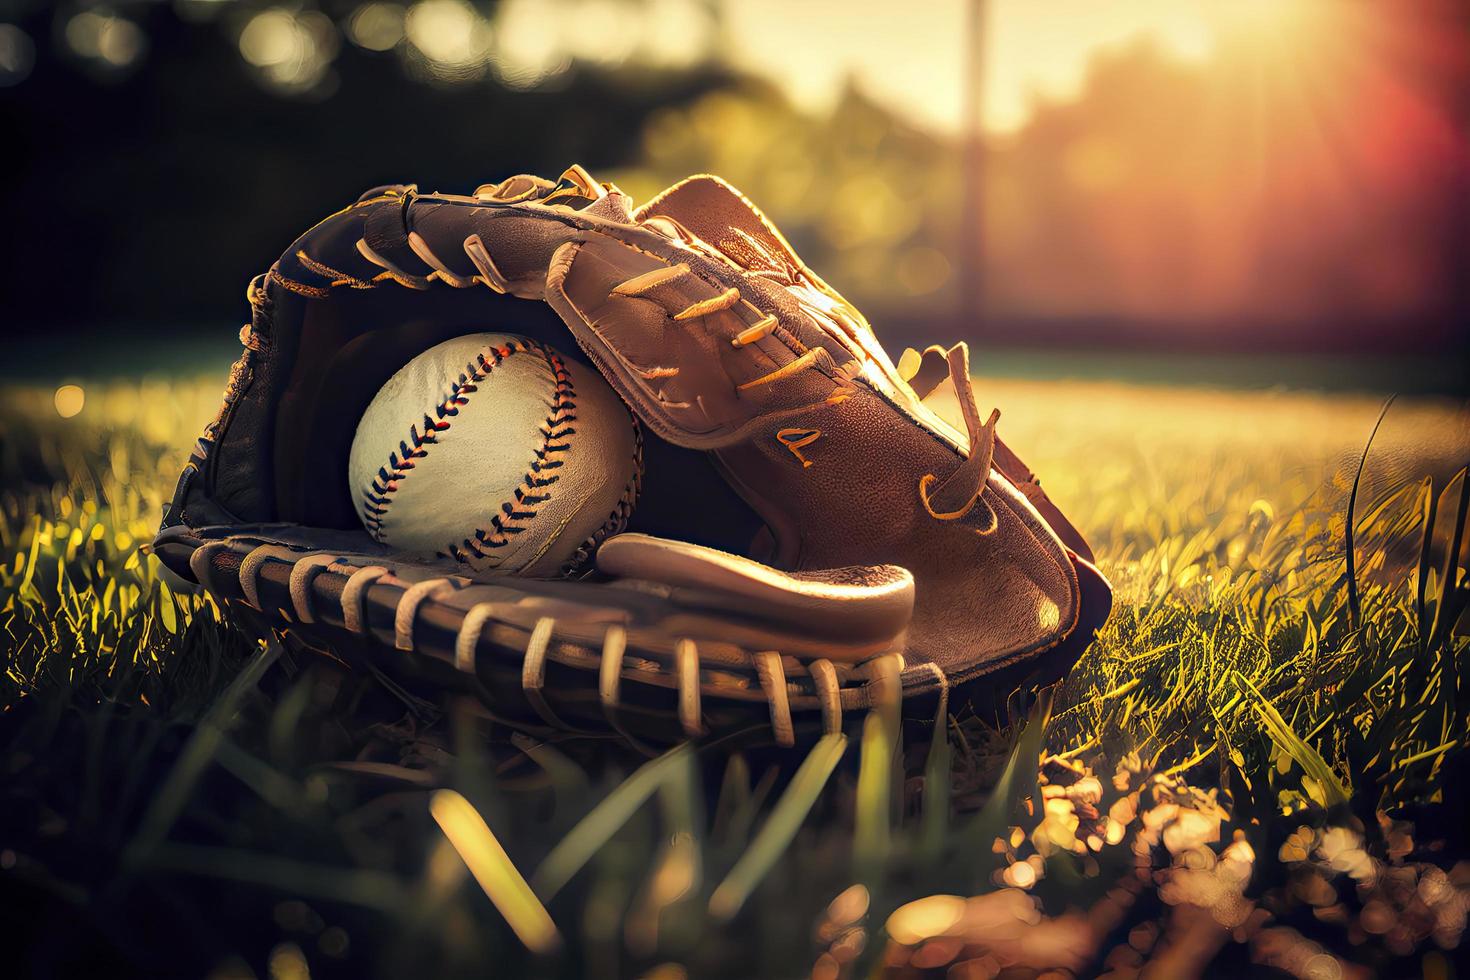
[265,185,428,297]
[271,180,591,303]
[268,182,857,456]
[545,235,856,450]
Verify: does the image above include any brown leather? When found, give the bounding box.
[537,178,1088,677]
[596,533,914,658]
[164,167,1108,697]
[901,344,1094,562]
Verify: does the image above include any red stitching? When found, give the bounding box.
[438,347,579,567]
[558,420,643,576]
[360,340,534,542]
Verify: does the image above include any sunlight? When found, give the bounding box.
[429,789,561,954]
[1202,0,1324,39]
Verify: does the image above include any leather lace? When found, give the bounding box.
[221,540,907,749]
[917,343,999,524]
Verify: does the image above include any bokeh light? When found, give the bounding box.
[238,7,338,95]
[64,11,147,71]
[345,2,406,53]
[491,0,570,89]
[559,0,639,68]
[896,247,953,297]
[0,0,1462,359]
[0,23,35,86]
[54,384,85,419]
[638,0,714,69]
[238,9,298,67]
[402,0,493,83]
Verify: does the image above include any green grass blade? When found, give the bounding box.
[17,515,42,600]
[123,638,282,866]
[1234,670,1349,807]
[531,742,691,901]
[1429,467,1469,650]
[715,761,781,856]
[853,711,892,884]
[510,732,592,826]
[963,688,1052,863]
[431,789,561,954]
[1431,469,1469,734]
[652,746,703,893]
[214,737,312,815]
[711,753,751,843]
[709,732,848,921]
[1415,477,1439,643]
[1343,395,1396,630]
[656,745,701,840]
[918,709,953,865]
[149,843,410,912]
[625,751,705,953]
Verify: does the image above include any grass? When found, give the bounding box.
[1,369,1467,978]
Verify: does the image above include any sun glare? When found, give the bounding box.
[1204,0,1322,38]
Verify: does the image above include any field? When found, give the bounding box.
[1,363,1467,979]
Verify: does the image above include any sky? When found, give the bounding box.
[721,0,1222,134]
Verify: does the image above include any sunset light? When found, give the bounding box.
[2,1,1467,976]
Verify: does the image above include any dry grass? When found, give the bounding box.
[1,370,1466,978]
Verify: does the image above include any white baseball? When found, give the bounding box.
[349,333,641,577]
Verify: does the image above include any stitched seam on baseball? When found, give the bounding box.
[359,339,536,544]
[439,345,578,568]
[558,419,643,576]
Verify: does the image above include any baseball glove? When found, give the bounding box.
[154,166,1110,747]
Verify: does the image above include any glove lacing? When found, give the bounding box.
[645,220,1000,527]
[917,343,999,526]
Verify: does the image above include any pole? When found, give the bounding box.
[959,0,988,330]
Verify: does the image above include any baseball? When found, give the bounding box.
[349,333,641,577]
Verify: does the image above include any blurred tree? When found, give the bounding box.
[1,0,1463,357]
[0,1,737,335]
[981,26,1468,332]
[607,79,962,329]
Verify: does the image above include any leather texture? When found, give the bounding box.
[156,166,1112,741]
[596,532,914,658]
